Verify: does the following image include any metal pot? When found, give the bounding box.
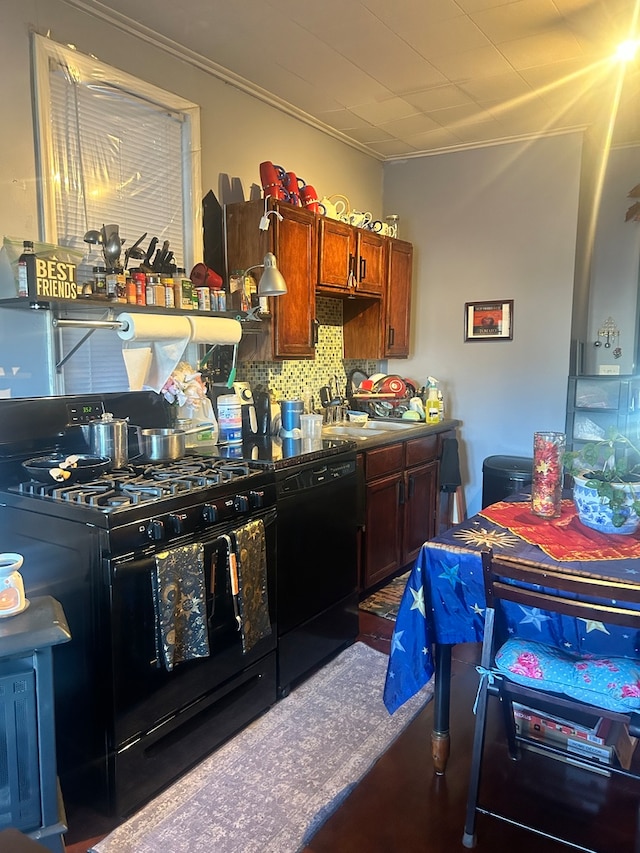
[130,423,218,462]
[84,413,129,469]
[133,427,186,462]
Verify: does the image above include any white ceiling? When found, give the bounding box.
[72,0,640,159]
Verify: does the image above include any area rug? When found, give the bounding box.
[91,642,433,853]
[359,571,410,620]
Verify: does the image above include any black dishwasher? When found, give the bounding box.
[275,448,359,695]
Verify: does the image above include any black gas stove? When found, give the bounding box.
[0,392,279,818]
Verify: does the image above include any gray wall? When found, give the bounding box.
[0,0,383,245]
[383,134,583,515]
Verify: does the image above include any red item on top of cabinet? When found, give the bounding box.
[300,184,322,213]
[283,172,304,206]
[259,161,288,200]
[190,263,223,289]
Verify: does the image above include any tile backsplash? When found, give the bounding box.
[236,297,380,404]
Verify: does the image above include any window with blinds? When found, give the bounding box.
[31,35,201,395]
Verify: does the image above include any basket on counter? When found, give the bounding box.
[348,392,413,420]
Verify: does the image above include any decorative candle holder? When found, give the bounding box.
[0,553,28,617]
[531,431,565,518]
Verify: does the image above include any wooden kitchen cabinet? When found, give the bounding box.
[317,217,385,298]
[402,435,438,566]
[342,235,413,360]
[225,199,317,359]
[360,433,439,592]
[384,238,413,358]
[361,443,404,589]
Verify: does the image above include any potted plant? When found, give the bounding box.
[564,428,640,534]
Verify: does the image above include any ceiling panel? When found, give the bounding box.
[70,0,640,159]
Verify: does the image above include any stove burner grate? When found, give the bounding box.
[11,454,266,510]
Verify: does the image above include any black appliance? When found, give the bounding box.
[233,381,259,439]
[274,449,359,696]
[0,392,278,819]
[216,435,360,696]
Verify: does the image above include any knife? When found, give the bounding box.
[143,236,158,267]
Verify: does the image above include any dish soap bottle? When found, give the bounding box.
[426,378,440,424]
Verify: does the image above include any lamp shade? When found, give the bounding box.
[258,253,287,296]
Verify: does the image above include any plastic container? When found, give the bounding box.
[300,413,323,438]
[426,387,439,424]
[216,394,242,444]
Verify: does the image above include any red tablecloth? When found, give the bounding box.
[479,499,640,562]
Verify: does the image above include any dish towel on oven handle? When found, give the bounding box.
[153,542,210,672]
[230,518,272,654]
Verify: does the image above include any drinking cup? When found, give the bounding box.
[300,413,323,439]
[349,211,372,228]
[284,172,304,206]
[300,185,325,214]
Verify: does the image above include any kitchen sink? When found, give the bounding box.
[323,425,389,438]
[366,419,423,430]
[323,419,426,439]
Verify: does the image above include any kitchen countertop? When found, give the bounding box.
[194,419,460,470]
[321,418,460,451]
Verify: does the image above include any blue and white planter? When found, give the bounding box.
[573,473,640,535]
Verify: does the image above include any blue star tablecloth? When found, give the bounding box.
[383,502,640,714]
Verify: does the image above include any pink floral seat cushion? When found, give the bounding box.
[495,638,640,713]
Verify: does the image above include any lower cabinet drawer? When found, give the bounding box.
[405,435,438,467]
[364,442,404,480]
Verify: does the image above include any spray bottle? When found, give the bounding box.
[426,377,440,424]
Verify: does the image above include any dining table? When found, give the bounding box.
[383,493,640,774]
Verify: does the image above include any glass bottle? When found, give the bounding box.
[94,266,107,299]
[17,240,35,297]
[385,214,400,239]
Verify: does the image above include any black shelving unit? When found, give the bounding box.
[565,375,640,451]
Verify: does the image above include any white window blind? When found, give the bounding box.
[32,35,201,395]
[48,70,186,259]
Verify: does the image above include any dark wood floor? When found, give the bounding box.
[63,612,640,853]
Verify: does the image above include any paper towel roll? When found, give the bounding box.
[117,313,192,341]
[117,313,191,393]
[187,316,242,345]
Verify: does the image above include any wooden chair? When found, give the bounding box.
[462,549,640,850]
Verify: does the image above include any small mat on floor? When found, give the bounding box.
[91,642,433,853]
[359,571,410,620]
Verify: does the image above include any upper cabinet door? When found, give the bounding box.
[384,239,413,358]
[272,204,317,358]
[317,218,354,292]
[224,199,317,360]
[355,231,386,297]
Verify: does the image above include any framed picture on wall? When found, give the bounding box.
[464,300,513,341]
